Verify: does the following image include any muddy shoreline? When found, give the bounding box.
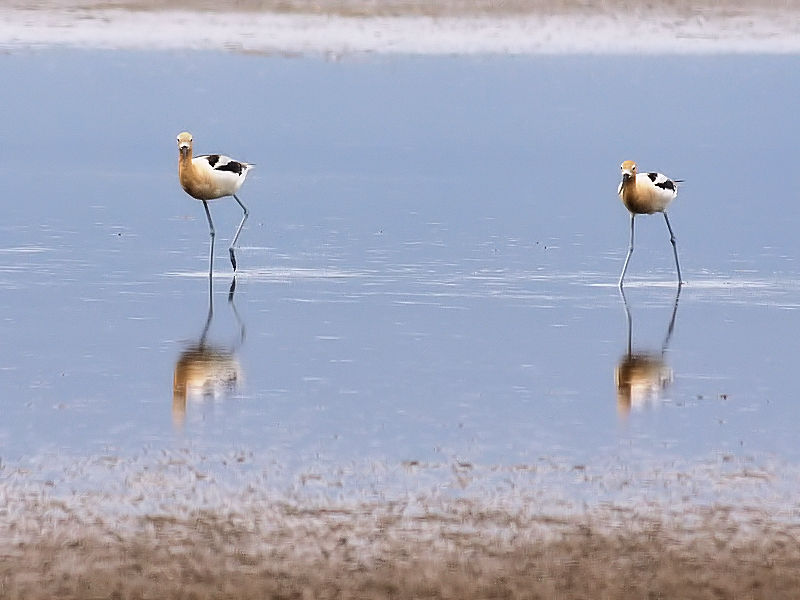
[13,0,800,18]
[2,453,799,598]
[4,0,800,53]
[2,497,799,599]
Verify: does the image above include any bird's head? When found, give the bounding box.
[177,132,193,158]
[620,160,637,183]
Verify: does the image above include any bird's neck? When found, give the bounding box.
[178,152,194,182]
[621,175,636,194]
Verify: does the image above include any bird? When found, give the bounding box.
[177,131,252,274]
[616,160,683,287]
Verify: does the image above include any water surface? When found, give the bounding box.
[1,51,799,502]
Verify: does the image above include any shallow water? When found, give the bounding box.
[1,51,800,500]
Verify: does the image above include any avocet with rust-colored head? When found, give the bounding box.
[177,131,252,273]
[617,160,683,288]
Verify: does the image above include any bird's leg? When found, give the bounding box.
[202,200,215,278]
[618,214,635,288]
[229,194,249,272]
[663,212,683,286]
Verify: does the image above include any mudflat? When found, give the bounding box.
[10,0,800,16]
[5,0,800,53]
[2,497,798,599]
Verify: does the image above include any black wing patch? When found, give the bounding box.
[215,161,245,175]
[655,180,676,191]
[204,154,220,167]
[647,172,658,182]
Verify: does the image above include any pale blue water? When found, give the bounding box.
[1,51,800,487]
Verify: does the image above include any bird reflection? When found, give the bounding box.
[614,287,681,416]
[173,277,245,426]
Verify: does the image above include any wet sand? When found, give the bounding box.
[12,0,800,17]
[2,454,800,598]
[4,0,800,53]
[3,493,799,598]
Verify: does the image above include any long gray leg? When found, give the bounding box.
[618,214,635,288]
[663,211,683,286]
[202,200,215,278]
[229,194,249,271]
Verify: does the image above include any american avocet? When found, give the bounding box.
[177,131,252,273]
[617,160,683,287]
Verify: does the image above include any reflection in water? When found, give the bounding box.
[615,288,681,416]
[172,277,245,426]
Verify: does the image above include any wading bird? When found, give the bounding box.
[617,160,683,287]
[177,132,252,274]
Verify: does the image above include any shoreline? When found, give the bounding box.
[9,1,800,18]
[5,507,800,599]
[2,451,799,597]
[2,4,800,54]
[0,456,800,600]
